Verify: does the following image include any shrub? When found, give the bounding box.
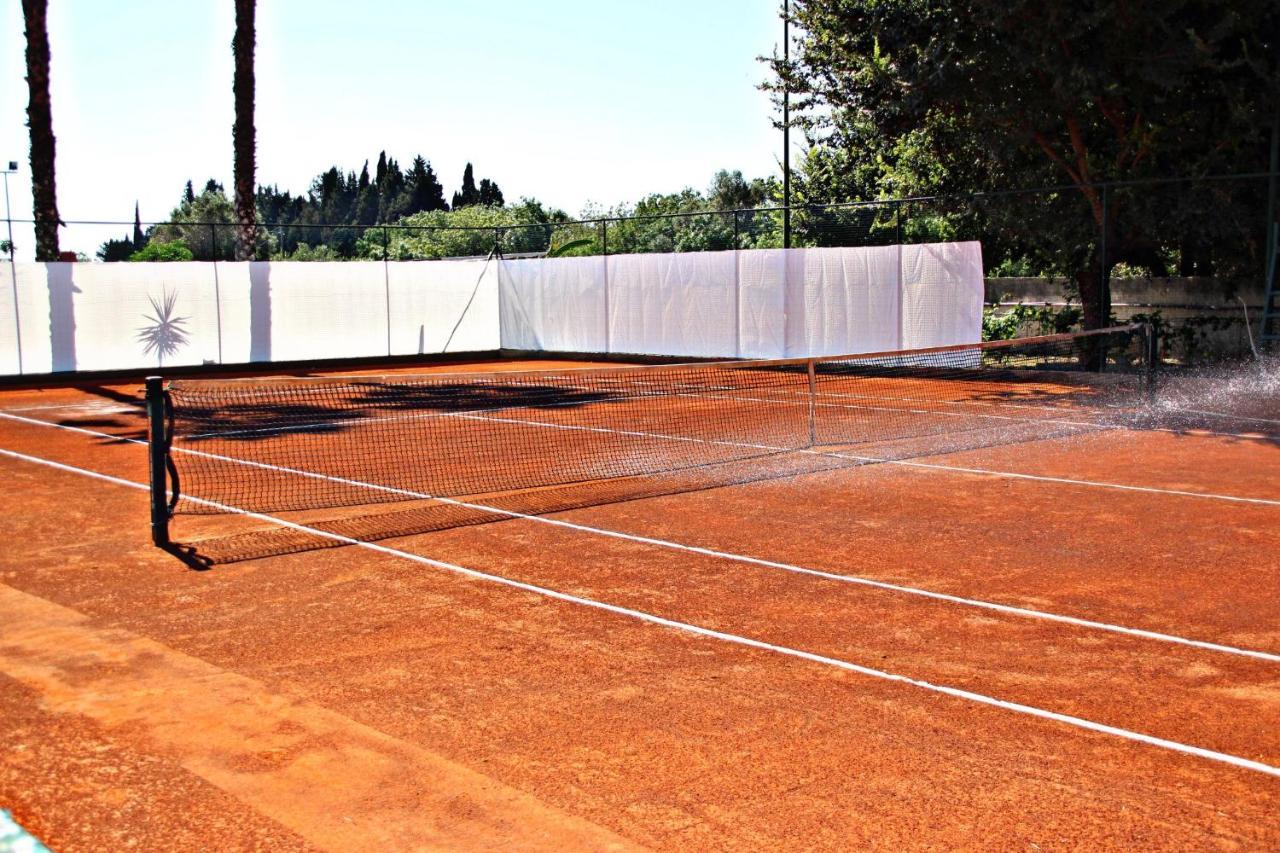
[130,240,195,262]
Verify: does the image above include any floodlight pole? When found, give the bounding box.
[782,0,791,249]
[3,162,21,374]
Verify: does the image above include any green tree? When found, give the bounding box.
[775,0,1280,330]
[132,201,146,247]
[97,237,136,262]
[22,0,60,260]
[478,178,504,207]
[452,162,479,209]
[403,155,448,215]
[151,185,263,260]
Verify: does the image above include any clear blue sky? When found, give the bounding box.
[1,0,789,259]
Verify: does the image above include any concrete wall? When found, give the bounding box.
[985,276,1264,362]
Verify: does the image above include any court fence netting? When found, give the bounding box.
[146,324,1155,564]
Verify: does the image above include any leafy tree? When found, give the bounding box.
[403,155,448,214]
[22,0,60,260]
[708,170,775,210]
[183,180,196,204]
[97,237,136,262]
[150,184,265,259]
[232,0,257,260]
[775,0,1279,329]
[357,200,573,260]
[130,240,195,262]
[478,178,504,207]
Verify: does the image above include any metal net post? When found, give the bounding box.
[145,376,171,547]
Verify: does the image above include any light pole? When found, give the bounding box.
[782,0,791,250]
[3,160,22,374]
[2,161,15,261]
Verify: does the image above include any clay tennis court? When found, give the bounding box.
[0,345,1277,849]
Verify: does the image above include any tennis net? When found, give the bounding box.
[148,324,1153,563]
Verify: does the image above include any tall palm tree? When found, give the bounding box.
[22,0,60,261]
[232,0,256,261]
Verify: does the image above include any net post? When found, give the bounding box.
[806,358,817,446]
[145,376,171,548]
[1142,321,1159,397]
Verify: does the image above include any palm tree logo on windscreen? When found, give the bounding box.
[137,288,190,366]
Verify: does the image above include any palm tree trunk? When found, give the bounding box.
[232,0,256,261]
[22,0,60,261]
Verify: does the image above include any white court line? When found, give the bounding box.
[2,409,1277,665]
[0,443,1277,780]
[832,453,1280,507]
[2,402,138,415]
[748,386,1273,442]
[1177,408,1280,428]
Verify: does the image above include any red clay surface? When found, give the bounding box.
[0,358,1277,850]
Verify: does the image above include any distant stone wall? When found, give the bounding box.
[985,276,1264,362]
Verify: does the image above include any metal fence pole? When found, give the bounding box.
[601,220,610,353]
[732,211,741,357]
[209,222,224,363]
[383,225,392,355]
[1100,183,1109,328]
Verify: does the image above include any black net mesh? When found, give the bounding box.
[161,326,1151,562]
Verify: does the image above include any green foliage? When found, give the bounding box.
[97,236,137,262]
[358,201,569,260]
[775,0,1279,324]
[130,240,194,262]
[149,185,247,260]
[547,238,595,258]
[273,242,342,261]
[982,299,1083,341]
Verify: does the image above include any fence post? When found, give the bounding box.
[732,211,741,357]
[895,200,902,245]
[1143,321,1160,397]
[210,222,224,363]
[6,247,21,376]
[383,225,392,355]
[1100,183,1109,327]
[601,220,610,354]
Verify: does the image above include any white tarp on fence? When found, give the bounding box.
[500,241,983,359]
[0,242,980,375]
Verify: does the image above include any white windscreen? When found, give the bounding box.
[499,255,607,353]
[0,241,981,375]
[606,251,739,357]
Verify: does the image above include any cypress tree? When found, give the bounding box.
[452,162,479,208]
[403,155,447,215]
